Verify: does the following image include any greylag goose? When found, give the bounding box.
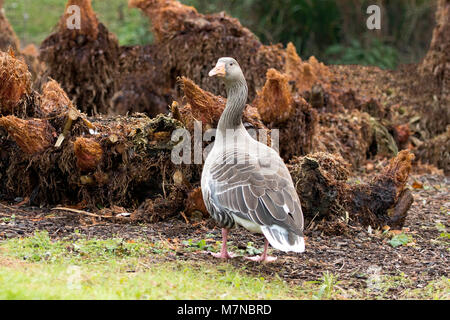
[201,57,305,262]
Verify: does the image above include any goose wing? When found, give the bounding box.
[207,146,304,239]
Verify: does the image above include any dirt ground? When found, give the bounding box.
[0,173,448,299]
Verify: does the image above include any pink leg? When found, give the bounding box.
[245,239,277,262]
[210,228,236,259]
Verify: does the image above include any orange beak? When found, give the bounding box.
[208,62,226,77]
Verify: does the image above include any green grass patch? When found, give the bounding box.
[0,231,308,299]
[0,258,304,299]
[1,231,448,299]
[402,277,450,300]
[3,230,161,264]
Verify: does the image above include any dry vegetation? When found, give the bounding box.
[0,0,448,231]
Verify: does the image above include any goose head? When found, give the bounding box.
[208,57,244,85]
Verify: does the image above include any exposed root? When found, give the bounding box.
[419,0,449,97]
[130,0,285,101]
[0,50,32,115]
[349,150,415,229]
[73,137,103,172]
[40,79,73,117]
[0,1,20,52]
[40,0,120,115]
[253,69,294,124]
[289,151,415,233]
[0,115,55,154]
[179,77,265,131]
[252,68,318,159]
[284,42,332,93]
[184,187,208,220]
[414,126,450,174]
[58,0,99,40]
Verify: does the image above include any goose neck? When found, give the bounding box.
[217,78,248,132]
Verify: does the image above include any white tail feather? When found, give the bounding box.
[261,225,305,253]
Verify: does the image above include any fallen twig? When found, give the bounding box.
[180,211,189,224]
[51,207,114,218]
[0,202,28,215]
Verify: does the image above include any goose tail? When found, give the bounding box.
[261,225,305,253]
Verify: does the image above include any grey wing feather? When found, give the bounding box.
[208,148,304,235]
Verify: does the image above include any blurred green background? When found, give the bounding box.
[3,0,436,69]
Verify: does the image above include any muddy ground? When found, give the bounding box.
[0,173,448,299]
